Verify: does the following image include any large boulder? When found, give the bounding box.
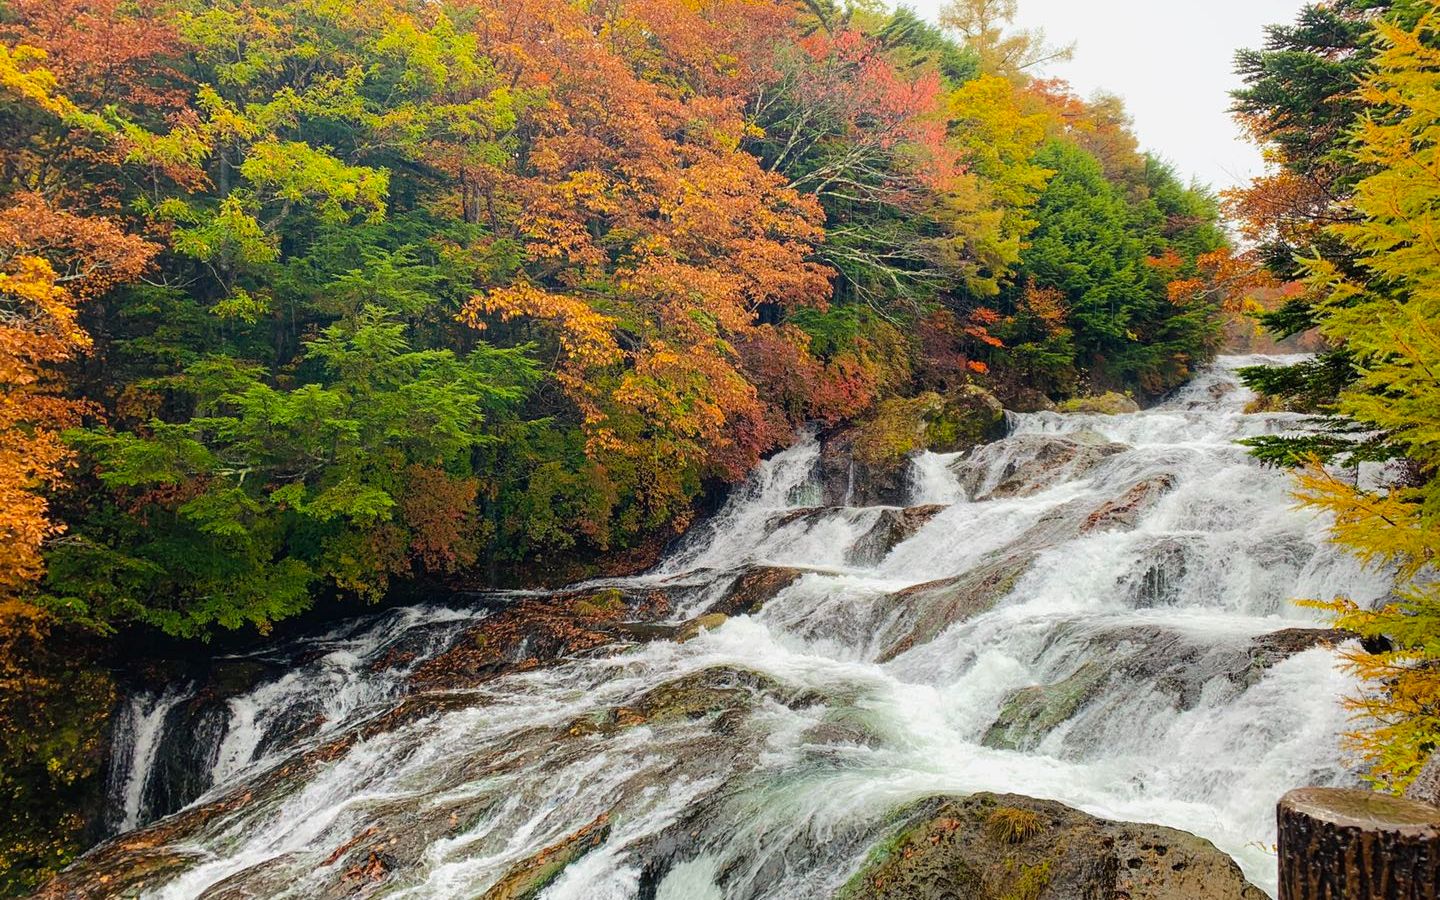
[847,388,1007,460]
[819,428,909,508]
[821,387,1008,507]
[837,793,1265,900]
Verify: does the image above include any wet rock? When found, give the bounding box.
[820,387,1008,508]
[770,507,828,530]
[1126,537,1190,608]
[872,476,1183,663]
[876,553,1035,663]
[764,506,943,568]
[482,814,611,900]
[1246,629,1353,680]
[847,506,946,567]
[951,432,1128,501]
[57,662,782,898]
[567,667,808,738]
[818,430,858,507]
[1081,474,1177,533]
[1058,392,1142,415]
[409,587,670,691]
[57,574,785,900]
[32,845,199,900]
[707,566,808,617]
[837,793,1265,900]
[818,428,910,508]
[36,759,302,899]
[983,627,1354,751]
[984,660,1110,751]
[676,613,730,643]
[101,655,300,836]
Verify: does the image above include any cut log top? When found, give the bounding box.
[1278,787,1440,900]
[1282,787,1440,834]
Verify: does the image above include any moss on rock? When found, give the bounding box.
[1057,392,1141,415]
[837,793,1265,900]
[982,661,1110,751]
[853,388,1007,468]
[481,814,611,900]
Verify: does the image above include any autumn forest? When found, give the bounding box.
[6,0,1440,895]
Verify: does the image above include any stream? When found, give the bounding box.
[86,355,1390,898]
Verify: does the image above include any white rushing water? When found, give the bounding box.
[95,356,1391,899]
[105,686,193,833]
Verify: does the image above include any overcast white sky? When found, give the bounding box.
[909,0,1308,191]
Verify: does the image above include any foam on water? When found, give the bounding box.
[97,356,1390,898]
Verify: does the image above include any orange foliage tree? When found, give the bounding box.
[459,0,836,541]
[0,26,159,888]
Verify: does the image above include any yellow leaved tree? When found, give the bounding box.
[1295,10,1440,791]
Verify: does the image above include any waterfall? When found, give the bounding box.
[90,355,1390,899]
[104,685,192,834]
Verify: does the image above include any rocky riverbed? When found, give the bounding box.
[48,356,1389,898]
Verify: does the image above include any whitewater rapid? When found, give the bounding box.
[95,356,1390,898]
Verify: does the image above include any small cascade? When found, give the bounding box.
[101,604,487,832]
[104,686,192,834]
[82,356,1390,899]
[909,450,968,505]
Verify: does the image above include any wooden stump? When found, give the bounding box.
[1279,787,1440,899]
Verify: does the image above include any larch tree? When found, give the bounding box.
[1285,11,1440,791]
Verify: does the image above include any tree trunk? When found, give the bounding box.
[1278,787,1440,899]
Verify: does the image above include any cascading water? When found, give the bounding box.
[105,686,193,834]
[80,355,1391,899]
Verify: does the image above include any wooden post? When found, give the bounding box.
[1278,787,1440,899]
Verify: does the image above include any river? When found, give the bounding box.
[88,355,1390,898]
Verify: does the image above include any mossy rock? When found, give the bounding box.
[565,667,799,737]
[852,394,945,466]
[676,613,729,643]
[1057,392,1140,415]
[853,387,1007,467]
[929,385,1008,454]
[572,588,628,618]
[481,814,611,900]
[837,793,1264,900]
[982,661,1110,751]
